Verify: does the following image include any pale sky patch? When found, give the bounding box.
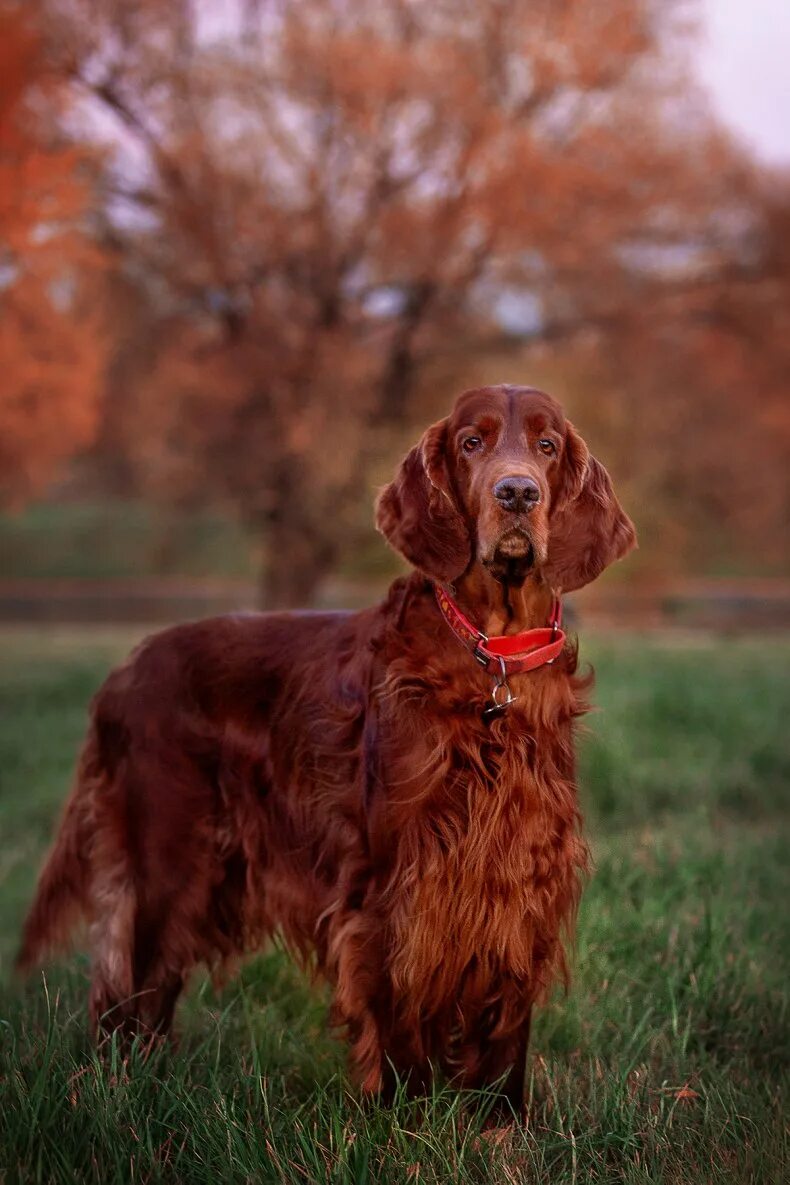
[697,0,790,166]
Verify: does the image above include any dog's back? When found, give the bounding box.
[17,606,379,1039]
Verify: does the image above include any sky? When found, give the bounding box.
[697,0,790,166]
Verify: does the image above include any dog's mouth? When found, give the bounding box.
[483,528,535,584]
[494,527,534,561]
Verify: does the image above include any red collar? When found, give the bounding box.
[433,583,565,676]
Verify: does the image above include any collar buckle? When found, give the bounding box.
[433,583,564,685]
[472,641,490,667]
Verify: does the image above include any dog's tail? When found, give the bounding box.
[15,742,97,974]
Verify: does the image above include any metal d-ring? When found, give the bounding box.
[482,660,516,723]
[489,655,516,709]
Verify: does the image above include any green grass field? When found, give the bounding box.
[0,628,788,1184]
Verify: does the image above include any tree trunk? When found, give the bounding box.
[256,499,339,610]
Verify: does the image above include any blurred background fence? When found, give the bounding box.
[2,577,789,629]
[1,0,788,618]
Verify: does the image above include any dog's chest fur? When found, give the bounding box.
[372,664,589,1021]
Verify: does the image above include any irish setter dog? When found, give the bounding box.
[18,384,635,1111]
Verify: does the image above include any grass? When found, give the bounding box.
[0,502,395,583]
[0,503,259,580]
[0,627,788,1184]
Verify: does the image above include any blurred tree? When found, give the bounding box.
[0,2,107,507]
[22,0,787,600]
[542,171,790,577]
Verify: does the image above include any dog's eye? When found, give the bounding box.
[462,435,482,454]
[537,439,556,457]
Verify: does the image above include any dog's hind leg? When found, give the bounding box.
[88,862,139,1043]
[87,818,197,1046]
[89,879,189,1046]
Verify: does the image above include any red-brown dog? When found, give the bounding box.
[18,384,635,1111]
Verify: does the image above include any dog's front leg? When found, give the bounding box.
[466,1009,532,1121]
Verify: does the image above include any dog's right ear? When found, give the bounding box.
[376,419,471,584]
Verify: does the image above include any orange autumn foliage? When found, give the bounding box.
[3,0,788,598]
[47,0,749,602]
[0,2,107,506]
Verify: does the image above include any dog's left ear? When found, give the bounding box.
[375,419,471,583]
[546,421,637,593]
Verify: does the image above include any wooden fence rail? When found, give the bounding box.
[0,577,788,630]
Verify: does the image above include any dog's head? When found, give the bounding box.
[376,384,636,592]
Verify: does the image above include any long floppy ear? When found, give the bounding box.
[545,422,637,593]
[375,419,471,583]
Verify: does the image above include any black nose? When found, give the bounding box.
[493,476,541,513]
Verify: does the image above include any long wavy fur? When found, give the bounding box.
[17,385,634,1105]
